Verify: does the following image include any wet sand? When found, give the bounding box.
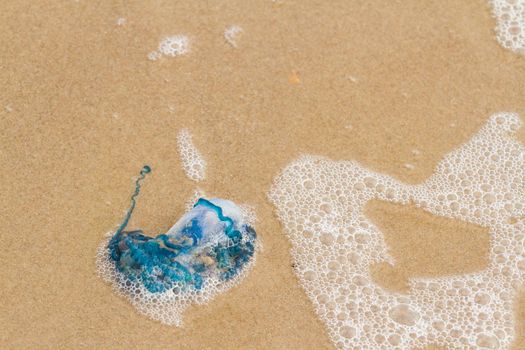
[1,0,525,349]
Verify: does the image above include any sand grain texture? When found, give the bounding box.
[1,0,525,349]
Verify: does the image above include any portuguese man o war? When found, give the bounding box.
[97,166,258,326]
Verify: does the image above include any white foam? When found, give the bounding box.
[185,188,206,211]
[269,112,525,349]
[147,51,162,61]
[116,17,126,26]
[148,35,190,61]
[177,128,206,182]
[224,25,243,48]
[490,0,525,53]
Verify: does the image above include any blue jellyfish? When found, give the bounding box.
[107,166,257,294]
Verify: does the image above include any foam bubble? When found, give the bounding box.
[148,35,190,61]
[490,0,525,53]
[116,17,126,26]
[224,25,243,48]
[147,51,162,61]
[269,112,525,349]
[177,128,206,182]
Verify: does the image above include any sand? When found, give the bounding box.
[1,0,525,349]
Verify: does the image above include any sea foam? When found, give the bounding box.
[269,113,525,349]
[224,25,243,48]
[148,35,190,61]
[177,128,206,182]
[490,0,525,53]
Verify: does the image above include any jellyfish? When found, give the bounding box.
[105,165,257,295]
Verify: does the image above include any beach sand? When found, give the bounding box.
[1,0,525,348]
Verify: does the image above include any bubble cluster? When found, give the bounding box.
[269,113,525,349]
[148,35,190,61]
[490,0,525,53]
[177,128,206,182]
